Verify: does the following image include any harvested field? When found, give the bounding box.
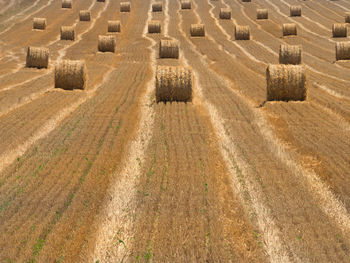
[1,0,350,262]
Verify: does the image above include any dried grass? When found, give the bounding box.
[257,9,268,20]
[332,23,347,37]
[219,8,231,19]
[235,25,250,40]
[55,59,87,90]
[60,26,75,40]
[98,35,116,52]
[242,0,251,2]
[345,12,350,23]
[33,18,46,30]
[190,24,205,37]
[108,20,121,33]
[26,46,49,69]
[148,20,161,34]
[282,23,297,36]
[159,39,179,59]
[290,5,301,17]
[62,0,72,9]
[336,42,350,60]
[152,2,162,12]
[79,10,91,21]
[181,0,191,9]
[279,44,302,65]
[156,66,192,102]
[120,2,130,12]
[266,64,307,101]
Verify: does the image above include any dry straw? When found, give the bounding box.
[79,10,91,21]
[279,44,302,65]
[148,20,161,33]
[235,25,250,40]
[190,24,205,37]
[257,9,268,19]
[156,66,192,102]
[55,60,87,90]
[336,42,350,60]
[282,23,297,36]
[219,8,231,19]
[108,20,121,33]
[159,39,179,58]
[62,0,72,8]
[33,18,46,30]
[120,2,131,12]
[181,0,191,9]
[60,26,75,40]
[290,5,301,17]
[332,23,347,37]
[345,12,350,23]
[266,64,307,101]
[26,47,49,69]
[152,2,162,12]
[98,35,116,52]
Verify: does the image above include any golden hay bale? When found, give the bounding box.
[279,44,302,65]
[152,2,162,12]
[98,35,116,52]
[26,47,49,69]
[257,9,268,19]
[219,8,231,19]
[159,39,179,59]
[290,5,301,17]
[190,24,205,37]
[60,26,75,40]
[79,10,91,21]
[235,25,250,40]
[332,23,347,37]
[148,20,161,33]
[282,23,297,36]
[108,20,121,33]
[181,0,191,9]
[55,60,87,90]
[62,0,72,8]
[156,66,192,102]
[266,64,306,101]
[120,2,131,12]
[345,12,350,23]
[335,42,350,60]
[33,18,47,30]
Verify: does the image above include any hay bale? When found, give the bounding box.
[156,66,192,102]
[79,10,91,21]
[332,23,347,37]
[266,64,306,101]
[33,18,46,30]
[120,2,131,12]
[219,8,231,19]
[257,9,268,19]
[148,20,161,33]
[26,47,49,69]
[235,25,250,40]
[60,26,75,40]
[336,42,350,60]
[108,20,121,33]
[152,2,162,12]
[282,23,297,36]
[345,12,350,23]
[159,39,179,59]
[181,0,191,9]
[279,44,302,65]
[190,24,205,37]
[55,60,87,90]
[290,5,301,16]
[62,0,72,8]
[98,35,116,52]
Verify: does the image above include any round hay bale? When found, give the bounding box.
[108,20,121,33]
[148,20,161,34]
[219,8,231,19]
[235,25,250,40]
[282,23,297,36]
[62,0,72,8]
[181,0,191,9]
[120,2,131,12]
[152,2,162,12]
[98,35,116,52]
[33,18,46,30]
[190,24,205,37]
[60,26,75,40]
[55,60,87,90]
[156,66,192,102]
[26,47,49,69]
[159,39,179,59]
[79,10,91,21]
[257,9,268,19]
[332,23,347,37]
[345,12,350,23]
[336,42,350,60]
[279,44,302,65]
[290,5,301,17]
[266,64,307,101]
